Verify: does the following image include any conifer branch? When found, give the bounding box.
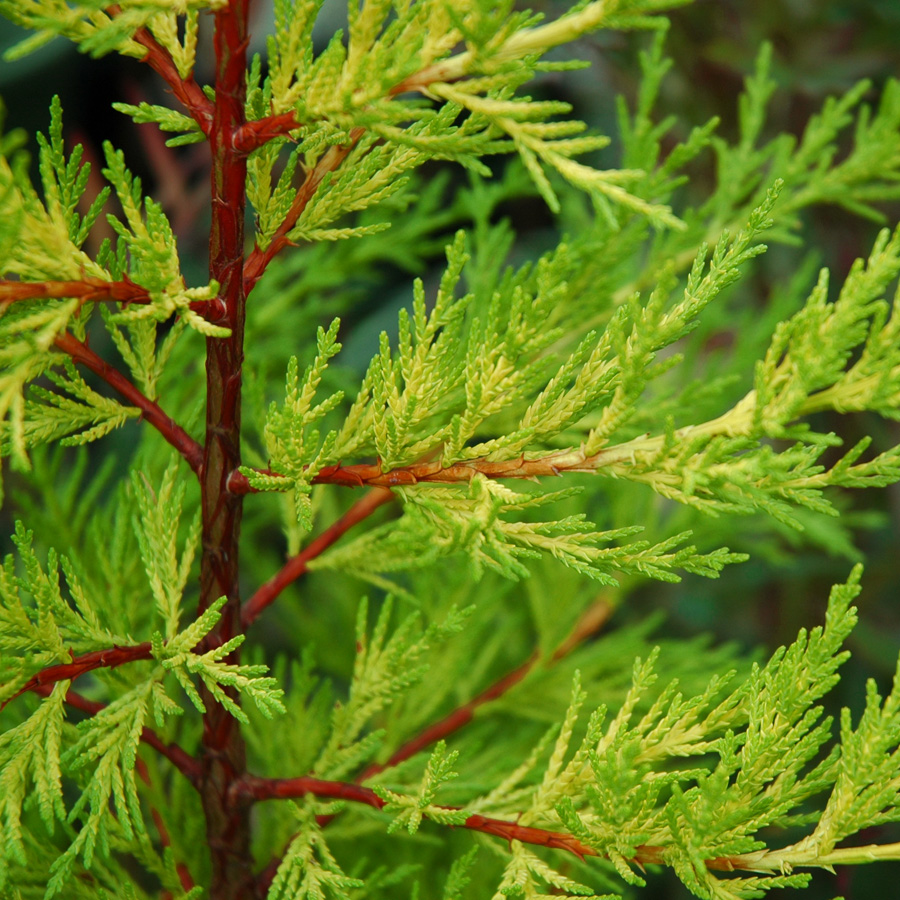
[2,642,153,710]
[242,129,365,294]
[240,487,394,629]
[54,331,204,474]
[3,3,900,897]
[0,277,151,305]
[129,20,214,137]
[359,651,539,781]
[234,773,599,856]
[233,773,757,872]
[229,450,598,493]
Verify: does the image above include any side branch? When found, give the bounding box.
[228,448,606,494]
[358,595,612,781]
[233,773,780,875]
[242,128,364,295]
[2,642,153,710]
[231,55,468,155]
[233,774,597,858]
[34,684,203,783]
[55,332,204,475]
[137,759,197,894]
[131,26,214,136]
[0,278,151,306]
[240,487,394,628]
[360,650,539,781]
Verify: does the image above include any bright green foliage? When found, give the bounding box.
[1,1,900,900]
[0,0,215,62]
[152,596,286,723]
[312,598,468,780]
[375,741,467,834]
[267,805,364,900]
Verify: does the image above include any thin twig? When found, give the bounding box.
[2,642,153,710]
[242,129,364,295]
[360,651,540,782]
[228,448,611,493]
[136,759,197,895]
[240,487,394,628]
[234,772,747,872]
[130,25,214,136]
[54,331,204,475]
[234,773,597,857]
[0,278,151,305]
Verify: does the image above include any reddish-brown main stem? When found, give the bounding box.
[197,3,255,898]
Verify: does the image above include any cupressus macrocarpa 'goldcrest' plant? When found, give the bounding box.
[2,1,900,898]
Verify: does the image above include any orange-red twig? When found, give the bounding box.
[360,651,540,782]
[130,26,214,136]
[358,596,613,781]
[228,450,602,494]
[2,643,153,711]
[234,773,597,857]
[0,278,151,305]
[242,128,365,295]
[236,772,750,875]
[240,487,394,629]
[55,331,204,475]
[136,759,197,895]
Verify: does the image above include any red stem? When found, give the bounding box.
[2,642,153,710]
[0,276,210,315]
[54,331,204,474]
[196,2,256,898]
[136,759,197,895]
[229,451,602,493]
[234,774,597,857]
[240,487,394,629]
[131,26,214,136]
[359,596,613,780]
[151,805,197,895]
[235,773,749,875]
[0,278,151,305]
[242,129,364,295]
[232,57,466,155]
[259,597,614,888]
[232,111,301,154]
[361,651,539,782]
[140,727,204,785]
